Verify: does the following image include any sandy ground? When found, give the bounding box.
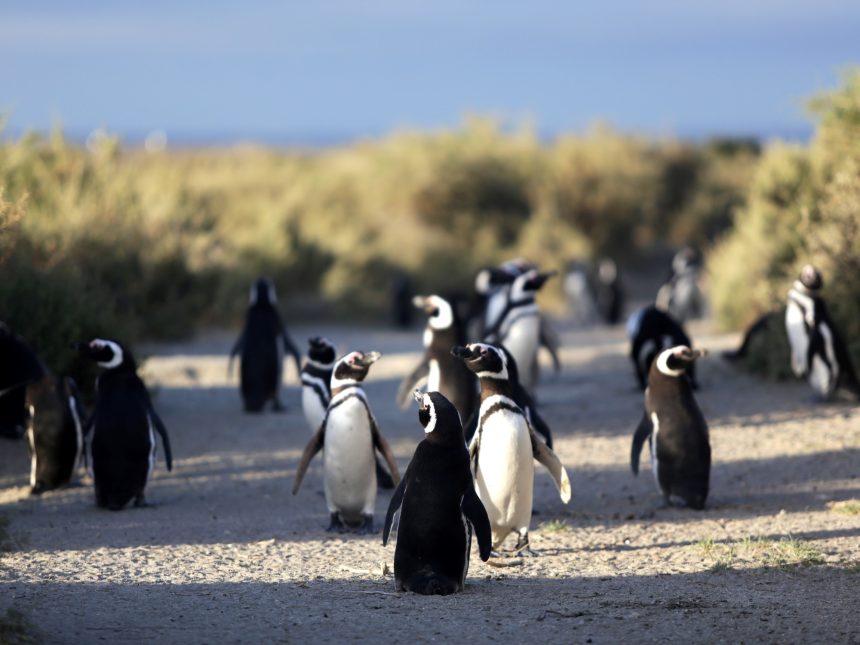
[1,320,859,644]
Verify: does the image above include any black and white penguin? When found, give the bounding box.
[655,246,704,323]
[451,343,570,553]
[0,324,47,439]
[484,268,559,394]
[594,258,625,325]
[293,350,400,532]
[229,278,302,412]
[382,390,492,595]
[627,305,696,390]
[630,345,710,510]
[301,337,396,489]
[785,265,860,402]
[462,343,553,449]
[76,339,173,510]
[396,295,477,423]
[26,375,87,495]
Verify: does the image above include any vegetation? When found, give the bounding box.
[696,535,826,572]
[0,118,756,385]
[709,69,860,378]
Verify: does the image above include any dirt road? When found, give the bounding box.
[1,321,858,643]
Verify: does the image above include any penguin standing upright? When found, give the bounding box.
[630,345,710,509]
[76,339,172,510]
[383,390,492,595]
[484,268,558,394]
[628,305,696,390]
[451,343,570,553]
[396,295,477,422]
[785,265,860,402]
[26,375,87,494]
[0,324,46,439]
[230,278,302,412]
[293,351,400,532]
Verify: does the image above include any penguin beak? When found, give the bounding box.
[688,348,708,361]
[412,389,426,407]
[412,295,427,309]
[355,351,381,367]
[451,345,479,360]
[526,270,557,290]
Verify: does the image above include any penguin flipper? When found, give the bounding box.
[292,426,325,495]
[370,418,401,486]
[539,316,562,373]
[149,409,173,471]
[630,413,653,476]
[462,408,479,445]
[529,428,571,503]
[461,486,492,561]
[277,316,303,382]
[382,466,409,546]
[528,407,553,450]
[228,331,244,379]
[395,361,429,409]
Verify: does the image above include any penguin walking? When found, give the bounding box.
[229,278,302,412]
[785,265,860,402]
[76,339,172,510]
[26,375,87,495]
[0,323,46,439]
[293,351,400,532]
[628,305,696,390]
[451,343,571,553]
[462,344,553,449]
[484,268,558,394]
[630,345,710,509]
[396,295,477,423]
[301,337,395,489]
[383,390,492,595]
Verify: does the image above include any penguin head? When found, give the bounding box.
[797,265,823,292]
[598,258,617,284]
[306,337,336,367]
[511,268,557,300]
[75,339,135,370]
[331,350,381,388]
[249,278,277,306]
[412,295,454,331]
[451,343,509,380]
[654,345,706,378]
[413,389,462,441]
[474,265,520,295]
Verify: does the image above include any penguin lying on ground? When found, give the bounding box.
[462,344,553,449]
[383,390,492,595]
[484,267,559,394]
[628,305,697,390]
[76,339,173,510]
[451,343,570,554]
[229,278,302,412]
[26,375,87,495]
[0,324,47,439]
[293,351,400,532]
[785,265,860,402]
[631,346,710,510]
[301,337,395,489]
[396,295,477,423]
[722,311,781,362]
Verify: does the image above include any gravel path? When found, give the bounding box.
[1,321,858,644]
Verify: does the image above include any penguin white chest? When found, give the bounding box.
[785,302,810,377]
[474,410,534,535]
[322,398,376,517]
[301,383,328,432]
[649,412,661,493]
[501,315,541,384]
[427,359,441,391]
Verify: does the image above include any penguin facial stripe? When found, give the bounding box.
[91,339,123,369]
[422,393,437,434]
[655,347,685,377]
[305,358,334,371]
[428,297,454,331]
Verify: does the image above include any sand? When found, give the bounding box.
[1,320,858,644]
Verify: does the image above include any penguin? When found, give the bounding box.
[722,311,780,362]
[628,305,696,390]
[76,339,173,510]
[451,343,571,553]
[785,265,860,402]
[229,278,302,412]
[594,258,625,325]
[382,390,492,595]
[564,260,600,326]
[301,337,395,489]
[655,246,704,322]
[26,375,87,495]
[484,268,558,394]
[630,345,710,510]
[396,295,478,423]
[0,324,47,439]
[293,350,400,532]
[462,343,553,449]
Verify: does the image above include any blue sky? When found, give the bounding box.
[2,1,858,143]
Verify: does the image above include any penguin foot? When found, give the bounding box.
[517,546,541,558]
[356,515,375,534]
[514,531,532,554]
[326,513,346,533]
[29,482,46,496]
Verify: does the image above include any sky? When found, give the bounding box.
[2,1,859,144]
